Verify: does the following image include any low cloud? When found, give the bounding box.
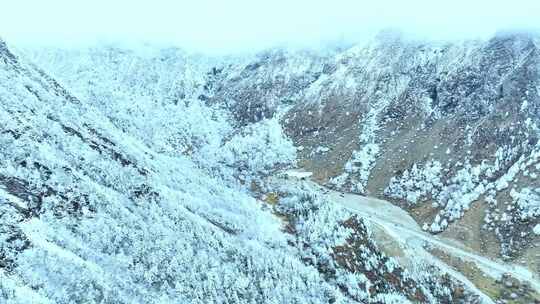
[2,0,540,53]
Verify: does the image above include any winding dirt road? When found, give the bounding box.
[281,172,540,303]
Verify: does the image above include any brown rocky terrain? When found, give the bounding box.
[203,31,540,266]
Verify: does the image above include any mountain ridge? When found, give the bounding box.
[3,31,540,303]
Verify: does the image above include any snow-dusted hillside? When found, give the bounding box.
[58,31,537,265]
[284,32,540,263]
[0,37,484,304]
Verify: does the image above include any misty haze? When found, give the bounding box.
[1,1,540,303]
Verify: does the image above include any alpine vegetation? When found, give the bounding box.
[1,27,540,304]
[0,37,472,303]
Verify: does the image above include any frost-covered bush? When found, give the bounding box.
[511,188,540,220]
[22,46,298,186]
[484,187,540,258]
[132,100,232,158]
[216,118,296,180]
[21,46,234,163]
[331,99,387,194]
[276,186,352,257]
[385,160,443,204]
[341,143,380,193]
[270,182,468,303]
[385,143,540,233]
[436,161,488,223]
[1,41,345,304]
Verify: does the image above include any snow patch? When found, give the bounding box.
[533,224,540,235]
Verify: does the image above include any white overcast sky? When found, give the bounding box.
[2,0,540,52]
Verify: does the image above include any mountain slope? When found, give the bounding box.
[0,39,478,303]
[0,38,331,303]
[285,33,540,265]
[103,31,540,267]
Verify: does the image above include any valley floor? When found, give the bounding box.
[278,170,540,303]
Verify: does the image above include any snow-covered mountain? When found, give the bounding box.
[278,32,540,263]
[2,30,540,303]
[213,32,540,298]
[136,31,540,263]
[0,37,482,303]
